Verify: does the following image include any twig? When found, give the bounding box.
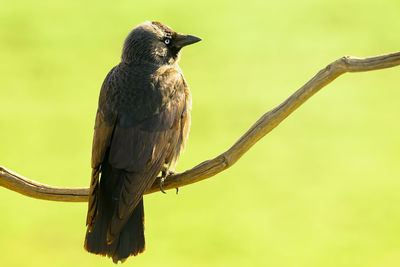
[1,52,400,201]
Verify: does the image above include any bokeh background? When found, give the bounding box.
[1,0,400,266]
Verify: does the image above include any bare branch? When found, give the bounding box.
[1,51,400,201]
[0,166,89,202]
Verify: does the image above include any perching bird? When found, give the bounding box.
[84,21,201,263]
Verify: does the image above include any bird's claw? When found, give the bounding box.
[160,176,167,194]
[159,169,178,194]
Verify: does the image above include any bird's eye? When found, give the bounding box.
[164,38,171,45]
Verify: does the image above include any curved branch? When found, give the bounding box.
[1,51,400,201]
[0,166,89,202]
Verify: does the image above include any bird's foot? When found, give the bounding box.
[160,169,176,194]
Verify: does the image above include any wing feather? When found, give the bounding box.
[87,67,118,230]
[106,67,188,243]
[87,63,191,242]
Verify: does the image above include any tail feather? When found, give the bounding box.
[84,198,145,263]
[116,200,145,261]
[84,163,145,263]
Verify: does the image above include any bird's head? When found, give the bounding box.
[121,21,201,65]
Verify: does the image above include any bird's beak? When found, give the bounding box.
[174,34,202,49]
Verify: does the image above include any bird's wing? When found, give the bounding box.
[86,67,119,230]
[87,64,188,242]
[106,67,188,243]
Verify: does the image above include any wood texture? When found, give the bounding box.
[1,51,400,202]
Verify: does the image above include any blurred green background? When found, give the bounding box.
[1,0,400,266]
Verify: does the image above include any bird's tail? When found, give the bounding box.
[84,169,145,263]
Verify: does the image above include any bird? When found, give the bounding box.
[84,21,201,263]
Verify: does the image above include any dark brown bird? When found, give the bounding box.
[84,21,201,263]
